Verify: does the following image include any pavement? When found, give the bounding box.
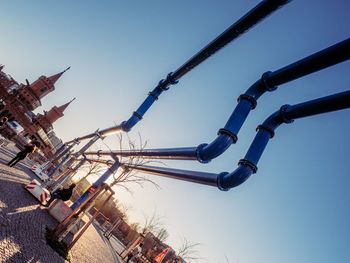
[0,146,124,263]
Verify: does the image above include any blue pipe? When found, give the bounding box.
[121,83,167,131]
[47,154,71,177]
[218,89,350,190]
[122,0,291,132]
[66,0,290,143]
[198,38,350,162]
[82,39,350,163]
[71,160,120,210]
[117,90,350,191]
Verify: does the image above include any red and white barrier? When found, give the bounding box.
[24,179,50,205]
[30,163,49,181]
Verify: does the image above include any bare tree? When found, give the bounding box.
[155,228,169,242]
[73,132,161,194]
[175,238,204,263]
[130,222,141,232]
[117,202,132,221]
[141,210,165,235]
[78,156,106,181]
[109,133,161,193]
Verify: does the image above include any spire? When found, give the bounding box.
[44,98,75,125]
[29,66,70,100]
[48,66,70,85]
[57,97,75,113]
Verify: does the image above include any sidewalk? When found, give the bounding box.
[0,148,119,263]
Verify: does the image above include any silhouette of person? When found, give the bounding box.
[0,116,8,127]
[45,183,76,207]
[7,141,38,167]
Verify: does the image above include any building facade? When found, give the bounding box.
[0,65,73,158]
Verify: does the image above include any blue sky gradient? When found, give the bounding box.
[1,1,350,262]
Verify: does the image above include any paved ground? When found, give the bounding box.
[0,147,123,263]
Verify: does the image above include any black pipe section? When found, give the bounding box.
[113,91,350,190]
[171,0,291,81]
[199,38,350,162]
[66,0,290,143]
[81,39,350,162]
[122,163,218,187]
[245,38,350,100]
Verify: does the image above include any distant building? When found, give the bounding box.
[0,65,74,158]
[47,130,64,152]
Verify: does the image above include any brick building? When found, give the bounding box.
[0,65,73,158]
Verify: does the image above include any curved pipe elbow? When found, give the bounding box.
[261,105,293,132]
[216,105,291,191]
[196,134,236,163]
[217,163,256,191]
[121,80,172,132]
[121,114,141,132]
[245,71,277,100]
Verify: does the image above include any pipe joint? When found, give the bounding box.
[256,124,275,138]
[238,94,257,109]
[261,71,277,92]
[238,159,258,173]
[94,131,102,139]
[217,163,255,191]
[71,138,80,145]
[217,172,230,191]
[121,121,131,132]
[166,72,179,85]
[148,91,159,100]
[218,128,238,143]
[157,72,178,91]
[279,104,294,123]
[133,111,143,120]
[156,79,168,91]
[111,155,119,162]
[196,143,211,163]
[106,160,114,166]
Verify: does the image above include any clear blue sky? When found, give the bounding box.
[1,1,350,262]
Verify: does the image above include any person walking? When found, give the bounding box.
[7,141,38,167]
[45,183,76,207]
[126,243,143,263]
[0,116,8,127]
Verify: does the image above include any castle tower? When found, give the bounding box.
[34,98,75,133]
[30,67,70,99]
[45,98,75,124]
[16,67,70,111]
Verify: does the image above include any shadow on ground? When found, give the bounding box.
[0,161,66,263]
[0,147,117,263]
